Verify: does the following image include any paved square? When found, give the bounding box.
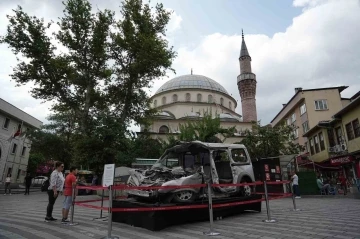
[0,192,359,239]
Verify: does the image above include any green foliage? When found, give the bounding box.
[1,0,177,171]
[177,112,236,143]
[240,122,305,159]
[27,153,46,174]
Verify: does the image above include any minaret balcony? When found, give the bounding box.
[237,73,256,83]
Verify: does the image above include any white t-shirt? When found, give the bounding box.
[292,174,299,185]
[5,177,11,183]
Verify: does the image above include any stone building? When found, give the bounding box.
[139,32,258,143]
[0,98,42,183]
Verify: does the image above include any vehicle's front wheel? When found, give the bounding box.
[239,179,253,197]
[172,190,196,203]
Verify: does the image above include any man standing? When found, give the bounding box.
[24,173,32,195]
[62,166,78,224]
[291,172,301,199]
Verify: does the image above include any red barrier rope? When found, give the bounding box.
[76,185,109,190]
[266,180,291,185]
[74,192,293,212]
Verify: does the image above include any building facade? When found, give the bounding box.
[302,92,360,180]
[271,86,349,150]
[0,98,42,183]
[139,32,258,143]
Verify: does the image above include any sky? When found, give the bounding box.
[1,0,360,131]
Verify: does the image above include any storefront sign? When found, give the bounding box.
[330,156,354,166]
[276,166,280,174]
[264,164,269,172]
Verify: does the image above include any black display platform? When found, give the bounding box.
[112,195,262,231]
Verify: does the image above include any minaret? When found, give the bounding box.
[237,30,257,122]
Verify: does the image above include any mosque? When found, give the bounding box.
[139,31,258,144]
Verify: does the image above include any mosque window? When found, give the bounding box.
[208,95,213,103]
[154,100,157,107]
[162,96,166,105]
[229,102,232,110]
[159,125,170,134]
[220,98,224,106]
[185,93,191,102]
[197,94,202,102]
[172,94,178,102]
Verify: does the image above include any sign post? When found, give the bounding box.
[101,164,119,239]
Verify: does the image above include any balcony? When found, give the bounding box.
[237,73,256,83]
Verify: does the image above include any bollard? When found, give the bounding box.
[69,185,78,226]
[262,181,277,223]
[290,183,301,211]
[203,182,220,236]
[94,189,107,221]
[101,185,119,239]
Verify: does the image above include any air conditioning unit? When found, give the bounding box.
[340,143,347,151]
[334,145,341,153]
[328,147,335,153]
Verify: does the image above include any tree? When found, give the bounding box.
[240,122,305,159]
[1,0,177,170]
[177,112,236,143]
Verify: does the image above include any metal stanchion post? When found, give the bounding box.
[69,185,78,226]
[94,189,107,221]
[290,183,301,211]
[101,185,119,239]
[203,182,220,236]
[262,181,276,223]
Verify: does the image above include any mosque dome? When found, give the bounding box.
[155,74,229,95]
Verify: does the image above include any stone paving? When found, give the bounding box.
[0,192,360,239]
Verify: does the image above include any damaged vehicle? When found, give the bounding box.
[126,141,255,203]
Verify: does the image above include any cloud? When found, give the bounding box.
[166,9,182,33]
[151,0,360,125]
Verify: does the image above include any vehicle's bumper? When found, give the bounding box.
[127,189,159,198]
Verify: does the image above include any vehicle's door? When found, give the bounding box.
[229,148,252,183]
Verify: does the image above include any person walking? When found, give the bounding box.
[24,173,32,195]
[45,161,65,222]
[291,172,301,199]
[4,174,12,195]
[61,166,78,224]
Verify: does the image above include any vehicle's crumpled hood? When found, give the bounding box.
[127,167,187,187]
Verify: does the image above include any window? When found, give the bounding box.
[293,128,299,139]
[286,118,291,126]
[346,122,355,140]
[300,104,307,115]
[162,96,166,105]
[185,93,191,102]
[208,95,213,103]
[302,121,309,133]
[22,147,26,156]
[315,99,328,110]
[159,125,169,134]
[16,169,21,180]
[11,143,17,154]
[197,94,202,102]
[220,98,224,106]
[291,113,296,123]
[353,119,360,138]
[172,94,178,102]
[213,150,230,162]
[327,129,336,147]
[229,102,232,110]
[319,132,325,151]
[335,127,343,144]
[153,100,157,107]
[314,135,320,153]
[3,118,10,129]
[231,148,248,163]
[310,139,314,155]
